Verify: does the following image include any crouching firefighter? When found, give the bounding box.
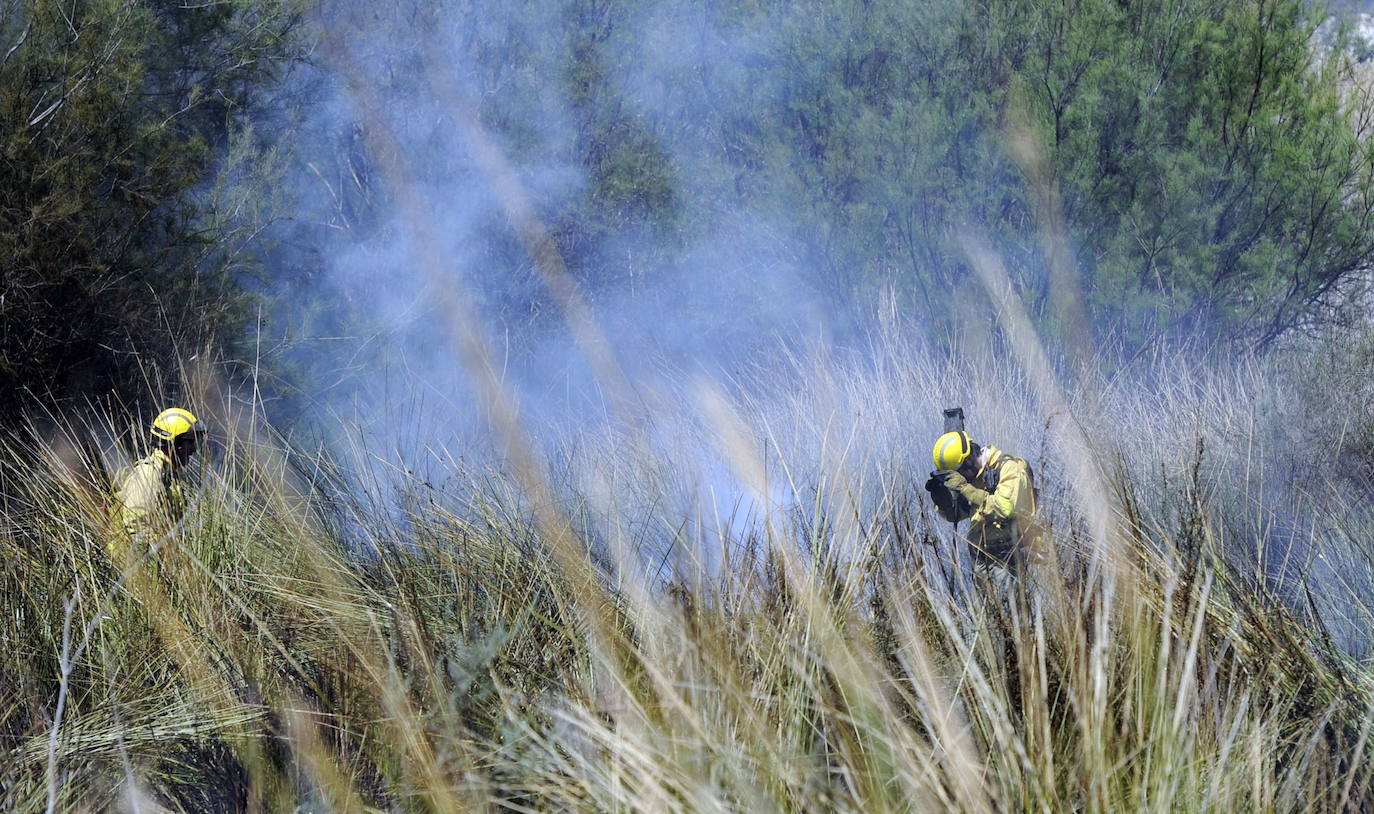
[109,407,206,564]
[924,430,1045,570]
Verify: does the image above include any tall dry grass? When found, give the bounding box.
[2,326,1373,812]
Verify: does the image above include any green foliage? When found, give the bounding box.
[0,0,305,419]
[560,0,680,252]
[1034,0,1374,343]
[5,0,1370,419]
[388,0,1374,347]
[719,0,1374,344]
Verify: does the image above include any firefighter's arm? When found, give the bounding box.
[940,471,990,510]
[969,459,1028,526]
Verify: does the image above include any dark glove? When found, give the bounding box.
[924,473,955,516]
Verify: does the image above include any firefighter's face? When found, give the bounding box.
[957,457,979,480]
[170,435,198,465]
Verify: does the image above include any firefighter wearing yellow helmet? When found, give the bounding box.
[925,429,1043,568]
[111,407,205,548]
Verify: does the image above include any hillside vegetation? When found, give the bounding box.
[4,324,1374,810]
[6,0,1374,417]
[5,0,1374,810]
[0,0,305,420]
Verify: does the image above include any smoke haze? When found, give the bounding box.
[240,0,1374,652]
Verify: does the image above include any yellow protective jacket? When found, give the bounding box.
[961,446,1041,564]
[111,449,186,542]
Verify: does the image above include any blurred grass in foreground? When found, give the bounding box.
[3,333,1374,813]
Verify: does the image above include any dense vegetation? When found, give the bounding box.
[4,338,1374,810]
[0,0,305,421]
[8,0,1368,420]
[5,0,1374,809]
[298,0,1374,348]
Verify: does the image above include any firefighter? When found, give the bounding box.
[925,430,1043,569]
[111,407,205,552]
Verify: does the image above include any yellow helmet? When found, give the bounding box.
[932,430,975,471]
[151,407,204,441]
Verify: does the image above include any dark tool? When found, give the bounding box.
[928,406,973,523]
[943,406,965,434]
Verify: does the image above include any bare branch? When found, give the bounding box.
[1,21,28,69]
